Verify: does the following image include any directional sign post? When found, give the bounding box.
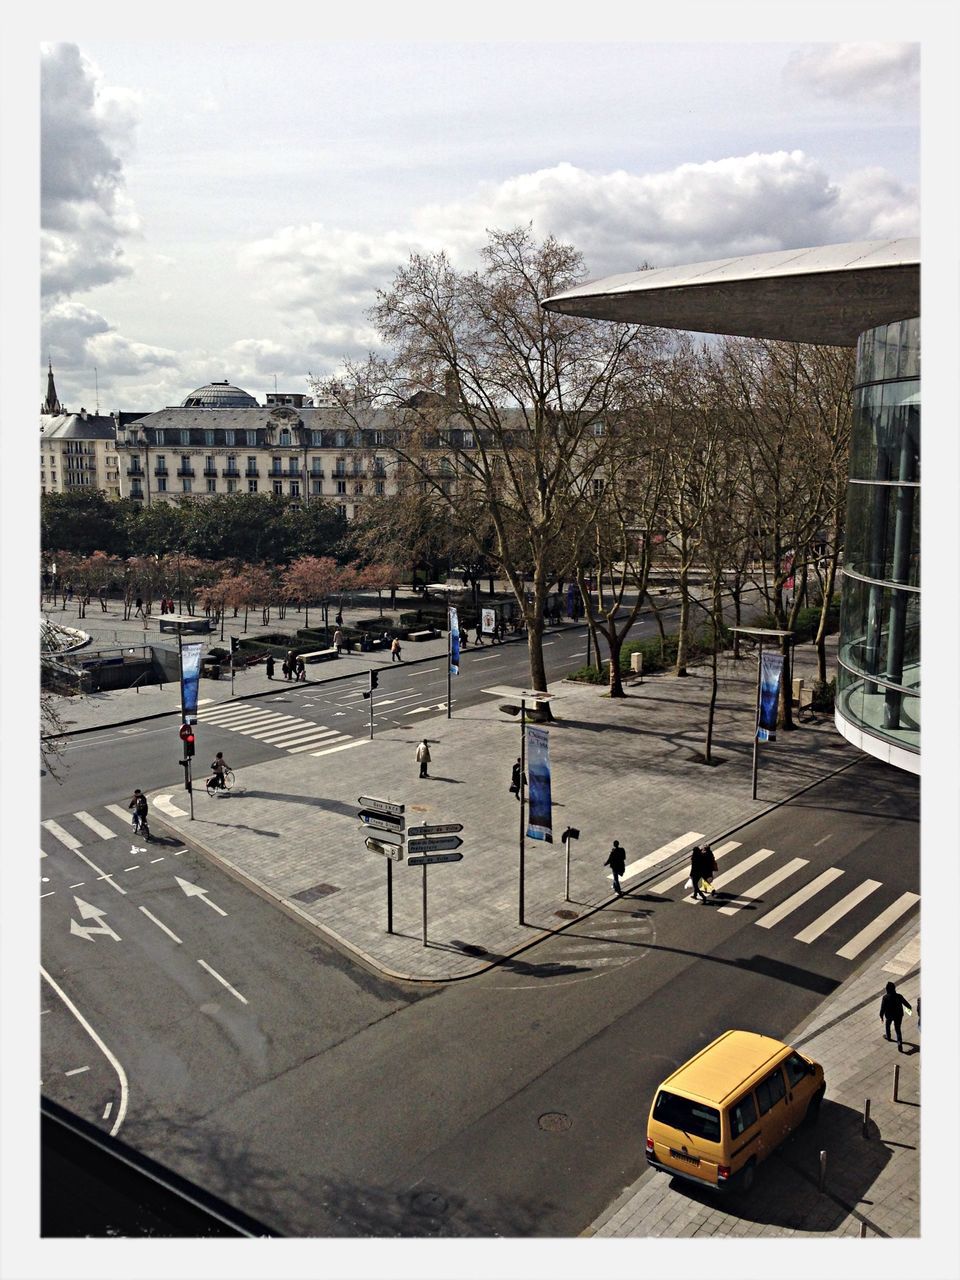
[407,822,464,838]
[407,825,465,947]
[407,836,463,854]
[407,852,464,866]
[358,797,405,934]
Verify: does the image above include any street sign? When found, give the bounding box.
[358,809,405,832]
[407,822,464,837]
[407,835,463,854]
[357,796,405,816]
[365,837,403,861]
[407,852,464,866]
[357,825,404,846]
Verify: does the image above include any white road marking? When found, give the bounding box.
[836,891,920,960]
[254,720,319,742]
[40,967,129,1136]
[682,848,775,903]
[102,1102,113,1120]
[65,1066,90,1076]
[259,725,340,747]
[813,834,833,847]
[755,867,845,929]
[310,738,369,758]
[154,794,188,818]
[648,841,742,894]
[231,714,302,735]
[175,876,227,915]
[795,880,883,944]
[40,891,56,899]
[124,865,140,872]
[69,882,85,888]
[67,848,127,896]
[286,733,349,753]
[622,832,705,884]
[197,959,248,1004]
[139,905,183,944]
[105,804,134,825]
[883,932,921,976]
[471,655,499,662]
[717,858,809,916]
[74,812,117,840]
[41,819,81,851]
[150,857,164,864]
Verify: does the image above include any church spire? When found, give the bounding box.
[42,358,63,416]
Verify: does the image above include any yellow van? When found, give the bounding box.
[645,1030,825,1193]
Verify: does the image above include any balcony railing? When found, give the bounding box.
[223,468,240,477]
[154,468,168,477]
[245,468,259,478]
[126,466,144,476]
[203,467,218,477]
[177,467,195,478]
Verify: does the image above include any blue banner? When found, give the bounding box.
[756,650,784,743]
[180,641,202,722]
[449,606,460,675]
[525,725,553,843]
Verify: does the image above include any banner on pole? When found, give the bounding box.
[449,606,460,675]
[180,641,202,722]
[525,724,553,843]
[756,651,784,743]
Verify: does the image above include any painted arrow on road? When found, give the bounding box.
[70,896,121,942]
[175,876,228,916]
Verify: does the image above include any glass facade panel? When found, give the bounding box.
[838,318,920,767]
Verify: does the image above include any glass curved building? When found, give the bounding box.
[543,238,920,772]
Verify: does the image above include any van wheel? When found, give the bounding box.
[805,1086,825,1127]
[739,1160,756,1194]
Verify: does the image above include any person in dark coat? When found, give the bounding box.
[605,840,627,895]
[509,757,525,800]
[879,981,913,1050]
[690,845,709,902]
[265,655,275,680]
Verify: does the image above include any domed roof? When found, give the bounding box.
[181,380,258,408]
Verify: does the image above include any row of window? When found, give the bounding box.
[126,454,387,476]
[129,477,386,498]
[130,428,389,448]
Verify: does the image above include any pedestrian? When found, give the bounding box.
[281,658,291,681]
[702,844,718,895]
[134,595,143,617]
[391,636,402,663]
[265,655,275,680]
[335,609,344,628]
[605,840,627,895]
[509,757,525,800]
[99,587,108,612]
[333,628,344,655]
[475,621,484,647]
[416,738,431,778]
[879,981,913,1051]
[689,845,710,902]
[66,583,74,603]
[295,656,306,681]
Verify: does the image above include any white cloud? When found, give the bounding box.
[783,43,919,106]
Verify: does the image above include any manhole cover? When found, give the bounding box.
[554,909,578,920]
[538,1112,572,1132]
[290,883,339,904]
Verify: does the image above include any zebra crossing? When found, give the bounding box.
[195,701,366,757]
[646,841,919,962]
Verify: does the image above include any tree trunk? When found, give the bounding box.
[675,564,690,676]
[526,617,552,718]
[704,583,722,763]
[607,629,625,698]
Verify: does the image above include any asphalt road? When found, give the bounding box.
[40,754,919,1236]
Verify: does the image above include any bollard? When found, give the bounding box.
[892,1064,901,1103]
[818,1149,827,1193]
[859,1221,868,1238]
[862,1098,871,1138]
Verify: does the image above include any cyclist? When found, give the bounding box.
[208,752,232,791]
[128,789,150,838]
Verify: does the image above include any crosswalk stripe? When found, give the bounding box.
[288,734,350,754]
[648,841,741,894]
[41,819,81,851]
[717,858,809,916]
[682,848,775,903]
[200,709,281,727]
[198,702,254,715]
[231,716,304,736]
[310,738,369,758]
[883,933,921,976]
[256,724,337,746]
[794,879,882,944]
[836,891,920,960]
[105,803,134,825]
[622,831,704,883]
[755,867,845,929]
[74,811,117,841]
[254,721,320,742]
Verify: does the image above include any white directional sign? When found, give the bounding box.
[359,811,406,833]
[407,836,464,854]
[70,896,121,942]
[407,851,464,866]
[357,825,404,845]
[357,796,405,816]
[408,822,464,838]
[365,837,404,861]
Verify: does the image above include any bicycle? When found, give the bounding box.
[131,811,151,841]
[205,769,235,798]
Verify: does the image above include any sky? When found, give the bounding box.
[36,32,924,412]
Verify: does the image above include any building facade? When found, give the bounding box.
[543,239,920,773]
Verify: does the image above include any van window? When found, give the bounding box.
[783,1052,809,1088]
[729,1093,758,1137]
[652,1091,721,1142]
[755,1067,787,1115]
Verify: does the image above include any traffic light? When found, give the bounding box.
[363,669,379,699]
[230,636,239,654]
[179,723,196,757]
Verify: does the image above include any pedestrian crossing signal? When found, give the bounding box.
[179,724,196,756]
[363,669,379,698]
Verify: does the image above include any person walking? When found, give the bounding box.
[281,658,291,681]
[333,628,344,655]
[605,840,627,896]
[689,845,709,902]
[879,981,913,1051]
[391,636,402,663]
[509,757,525,800]
[474,621,484,647]
[335,608,344,628]
[99,587,108,612]
[416,739,431,778]
[295,656,306,681]
[134,595,144,617]
[702,844,719,897]
[265,655,275,680]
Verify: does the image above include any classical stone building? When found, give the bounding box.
[40,362,129,499]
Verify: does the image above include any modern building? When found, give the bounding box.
[543,238,920,773]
